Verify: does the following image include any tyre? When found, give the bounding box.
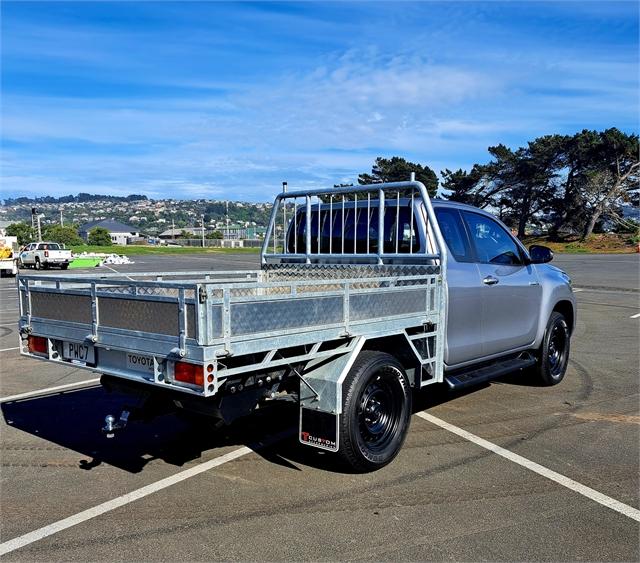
[34,258,41,270]
[532,311,570,386]
[338,351,412,472]
[61,264,69,270]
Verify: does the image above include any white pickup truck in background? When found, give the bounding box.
[18,241,72,270]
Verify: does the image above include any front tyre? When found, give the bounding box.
[338,351,412,472]
[533,311,570,386]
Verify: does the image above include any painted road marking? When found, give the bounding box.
[0,346,19,353]
[0,378,101,403]
[417,412,640,523]
[630,313,640,319]
[572,288,584,293]
[0,434,293,556]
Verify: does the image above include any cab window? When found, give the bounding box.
[288,205,419,254]
[461,211,523,265]
[434,208,472,262]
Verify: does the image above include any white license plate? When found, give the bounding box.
[126,353,155,374]
[63,341,95,364]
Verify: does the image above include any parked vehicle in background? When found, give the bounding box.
[0,235,19,277]
[17,181,576,471]
[18,241,72,270]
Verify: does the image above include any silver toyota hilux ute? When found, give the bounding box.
[17,181,576,471]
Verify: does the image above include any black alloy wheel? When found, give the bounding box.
[534,311,570,386]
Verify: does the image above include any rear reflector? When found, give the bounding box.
[174,361,204,387]
[28,336,48,355]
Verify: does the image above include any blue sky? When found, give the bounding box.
[1,1,638,202]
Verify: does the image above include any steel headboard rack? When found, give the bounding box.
[261,180,448,272]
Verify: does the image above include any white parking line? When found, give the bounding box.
[572,288,584,293]
[0,378,101,403]
[417,412,640,523]
[0,346,19,353]
[0,445,255,556]
[630,313,640,319]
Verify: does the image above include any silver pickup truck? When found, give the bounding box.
[17,182,575,471]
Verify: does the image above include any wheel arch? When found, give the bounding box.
[363,333,423,387]
[552,300,575,335]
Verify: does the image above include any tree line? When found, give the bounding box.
[5,222,113,247]
[357,128,638,240]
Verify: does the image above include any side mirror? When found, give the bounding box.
[529,244,553,264]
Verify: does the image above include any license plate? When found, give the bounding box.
[63,341,95,364]
[126,353,155,374]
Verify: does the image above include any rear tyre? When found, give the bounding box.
[34,258,41,270]
[533,311,570,386]
[61,264,69,270]
[338,351,412,472]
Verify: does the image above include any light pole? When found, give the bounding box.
[36,214,45,241]
[201,214,205,247]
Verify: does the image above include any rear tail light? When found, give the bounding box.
[44,250,49,257]
[28,336,48,355]
[174,362,204,387]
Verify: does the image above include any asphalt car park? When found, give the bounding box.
[0,253,638,561]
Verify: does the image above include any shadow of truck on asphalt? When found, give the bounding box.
[1,378,500,475]
[1,385,306,474]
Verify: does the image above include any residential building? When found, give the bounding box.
[79,219,142,245]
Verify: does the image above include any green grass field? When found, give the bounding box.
[69,245,261,256]
[521,233,638,254]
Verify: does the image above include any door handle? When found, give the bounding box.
[483,275,499,286]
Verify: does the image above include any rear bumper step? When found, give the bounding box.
[445,355,536,390]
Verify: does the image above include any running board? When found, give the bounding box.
[444,356,536,390]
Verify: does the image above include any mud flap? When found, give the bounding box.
[299,407,339,452]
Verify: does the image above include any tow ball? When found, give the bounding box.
[102,410,130,438]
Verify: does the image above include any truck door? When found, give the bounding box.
[433,207,483,366]
[460,210,542,357]
[21,243,34,265]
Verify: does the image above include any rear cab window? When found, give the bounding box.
[287,203,421,254]
[434,207,473,263]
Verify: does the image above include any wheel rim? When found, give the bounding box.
[356,367,405,454]
[548,321,568,377]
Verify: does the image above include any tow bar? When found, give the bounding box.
[102,410,130,438]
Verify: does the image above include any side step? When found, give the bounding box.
[444,355,536,390]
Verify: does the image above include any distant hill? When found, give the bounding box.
[0,193,274,235]
[2,193,148,205]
